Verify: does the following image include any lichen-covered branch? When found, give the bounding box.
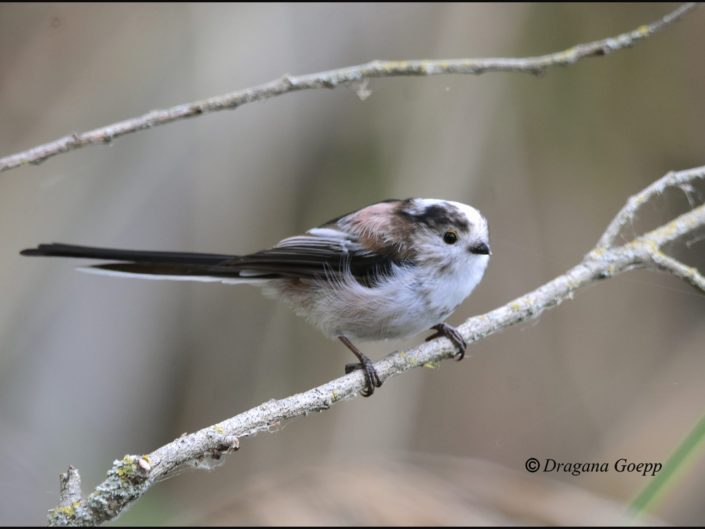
[47,164,705,526]
[0,3,696,174]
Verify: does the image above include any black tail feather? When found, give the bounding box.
[20,243,238,266]
[88,262,277,279]
[20,243,285,280]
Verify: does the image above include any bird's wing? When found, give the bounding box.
[240,228,402,284]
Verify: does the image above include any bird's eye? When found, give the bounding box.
[443,231,458,244]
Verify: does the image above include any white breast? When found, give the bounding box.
[269,254,489,342]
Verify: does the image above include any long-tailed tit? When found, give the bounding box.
[21,198,490,396]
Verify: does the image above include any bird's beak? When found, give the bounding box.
[469,241,491,255]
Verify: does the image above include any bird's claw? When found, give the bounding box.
[345,361,382,397]
[426,323,467,361]
[339,336,383,397]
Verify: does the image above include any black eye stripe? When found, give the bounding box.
[399,203,470,234]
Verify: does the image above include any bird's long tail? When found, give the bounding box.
[19,243,272,284]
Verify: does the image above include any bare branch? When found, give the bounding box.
[0,3,697,174]
[638,203,705,250]
[597,165,705,248]
[649,248,705,294]
[47,165,705,526]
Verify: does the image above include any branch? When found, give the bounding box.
[47,165,705,526]
[650,250,705,294]
[0,3,697,174]
[597,165,705,248]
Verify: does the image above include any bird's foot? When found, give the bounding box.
[339,336,382,397]
[425,323,467,361]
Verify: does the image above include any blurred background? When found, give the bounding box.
[1,3,704,525]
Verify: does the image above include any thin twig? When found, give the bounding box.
[649,249,705,294]
[0,3,697,174]
[47,165,705,526]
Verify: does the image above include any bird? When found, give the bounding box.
[20,198,490,396]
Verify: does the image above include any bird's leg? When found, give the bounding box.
[338,336,382,397]
[425,323,467,361]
